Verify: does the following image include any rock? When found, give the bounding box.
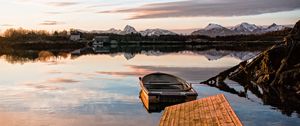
[227,20,300,115]
[289,20,300,40]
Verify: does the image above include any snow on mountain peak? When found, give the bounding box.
[191,23,233,37]
[106,28,123,34]
[140,28,177,36]
[233,22,260,32]
[204,23,224,30]
[123,25,138,34]
[266,23,286,32]
[269,23,277,27]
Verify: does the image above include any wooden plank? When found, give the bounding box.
[160,107,170,126]
[188,100,194,126]
[173,102,180,126]
[216,95,235,125]
[220,95,243,126]
[212,95,230,125]
[208,97,221,126]
[202,98,212,126]
[159,94,243,126]
[197,98,207,126]
[194,100,201,126]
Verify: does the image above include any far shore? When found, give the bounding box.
[0,39,281,51]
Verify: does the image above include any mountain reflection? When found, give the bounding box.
[0,45,266,64]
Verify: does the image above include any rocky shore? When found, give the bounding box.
[203,20,300,115]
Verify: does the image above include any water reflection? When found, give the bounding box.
[0,45,299,126]
[73,45,261,61]
[0,45,263,64]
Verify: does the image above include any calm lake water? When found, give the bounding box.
[0,48,299,126]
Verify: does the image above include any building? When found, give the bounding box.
[89,36,110,48]
[93,36,110,44]
[70,35,81,41]
[93,36,110,42]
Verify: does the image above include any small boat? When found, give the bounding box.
[139,72,198,112]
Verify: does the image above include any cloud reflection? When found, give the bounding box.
[96,65,227,82]
[0,109,156,126]
[25,83,64,91]
[46,2,79,7]
[46,78,79,83]
[21,77,80,91]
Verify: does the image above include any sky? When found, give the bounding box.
[0,0,299,33]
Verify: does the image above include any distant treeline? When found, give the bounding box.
[1,28,69,43]
[0,28,86,50]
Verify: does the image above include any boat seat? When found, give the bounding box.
[147,89,184,92]
[149,81,170,83]
[145,84,184,90]
[144,83,183,85]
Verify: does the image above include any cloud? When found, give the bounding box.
[99,0,300,19]
[47,70,62,74]
[39,20,64,25]
[45,11,64,15]
[46,2,78,7]
[1,24,13,27]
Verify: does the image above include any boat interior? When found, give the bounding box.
[142,74,191,92]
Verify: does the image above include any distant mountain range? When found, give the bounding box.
[75,25,176,36]
[191,23,289,37]
[75,23,291,37]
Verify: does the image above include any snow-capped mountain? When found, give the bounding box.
[191,23,235,37]
[140,28,177,36]
[106,28,123,34]
[89,28,123,34]
[73,23,288,37]
[192,23,288,37]
[232,22,261,34]
[74,25,176,36]
[123,25,138,34]
[204,23,225,30]
[264,23,286,32]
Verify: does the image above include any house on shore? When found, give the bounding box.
[70,34,81,41]
[89,36,111,52]
[69,29,83,41]
[90,36,110,47]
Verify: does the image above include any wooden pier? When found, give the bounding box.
[159,94,242,126]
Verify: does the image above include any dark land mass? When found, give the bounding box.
[0,27,291,51]
[202,20,300,116]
